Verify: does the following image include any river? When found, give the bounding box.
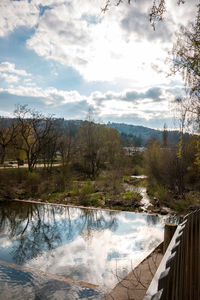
[0,200,166,299]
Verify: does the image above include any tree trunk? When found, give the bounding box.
[0,145,6,164]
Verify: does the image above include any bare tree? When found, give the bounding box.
[76,118,122,179]
[40,120,60,171]
[170,5,200,132]
[0,117,18,164]
[59,122,75,166]
[102,0,186,28]
[14,105,56,172]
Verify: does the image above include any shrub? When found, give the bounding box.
[79,182,95,206]
[26,172,40,196]
[121,190,142,201]
[147,183,170,206]
[90,193,103,207]
[132,165,144,176]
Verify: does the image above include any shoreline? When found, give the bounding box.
[1,197,175,220]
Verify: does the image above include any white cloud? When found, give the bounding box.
[0,73,20,83]
[25,0,174,85]
[23,78,36,86]
[24,0,196,86]
[0,80,182,123]
[0,0,197,88]
[0,62,31,77]
[0,62,32,85]
[0,0,39,37]
[2,85,86,106]
[166,0,199,27]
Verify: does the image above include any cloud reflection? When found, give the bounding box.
[0,201,164,290]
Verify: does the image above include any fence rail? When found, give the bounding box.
[144,209,200,300]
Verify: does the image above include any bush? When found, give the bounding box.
[90,194,102,207]
[79,182,95,206]
[121,190,142,202]
[26,172,40,196]
[132,165,144,176]
[0,169,26,199]
[147,183,170,206]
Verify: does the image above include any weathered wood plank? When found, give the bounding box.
[144,210,200,300]
[143,224,182,299]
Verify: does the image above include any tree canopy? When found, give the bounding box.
[172,5,200,131]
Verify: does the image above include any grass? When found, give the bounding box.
[169,191,200,213]
[47,192,64,200]
[0,167,71,200]
[146,182,170,206]
[0,164,146,213]
[90,194,103,207]
[123,175,147,187]
[5,163,195,214]
[121,190,142,202]
[132,165,144,176]
[146,180,200,214]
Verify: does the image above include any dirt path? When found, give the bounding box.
[0,163,60,169]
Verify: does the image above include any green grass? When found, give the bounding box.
[132,165,144,176]
[121,190,134,200]
[121,190,142,201]
[170,191,200,213]
[146,182,170,206]
[123,176,147,186]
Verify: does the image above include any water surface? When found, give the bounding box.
[0,260,102,300]
[0,201,164,294]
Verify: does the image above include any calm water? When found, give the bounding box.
[0,201,165,298]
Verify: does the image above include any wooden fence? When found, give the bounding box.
[144,209,200,300]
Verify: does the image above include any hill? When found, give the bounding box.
[0,117,188,147]
[106,122,186,146]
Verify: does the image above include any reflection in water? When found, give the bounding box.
[0,262,102,300]
[0,201,164,291]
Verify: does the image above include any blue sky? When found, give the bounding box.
[0,0,197,128]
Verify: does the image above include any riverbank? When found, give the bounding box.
[0,167,144,212]
[0,166,192,217]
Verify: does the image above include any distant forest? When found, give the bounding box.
[107,122,191,147]
[2,117,191,147]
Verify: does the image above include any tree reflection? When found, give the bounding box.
[0,201,118,265]
[0,202,62,264]
[78,208,118,241]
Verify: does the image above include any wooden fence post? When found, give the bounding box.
[163,223,177,254]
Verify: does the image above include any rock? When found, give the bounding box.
[151,208,161,214]
[160,210,169,215]
[153,197,160,207]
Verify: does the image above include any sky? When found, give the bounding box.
[0,0,198,129]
